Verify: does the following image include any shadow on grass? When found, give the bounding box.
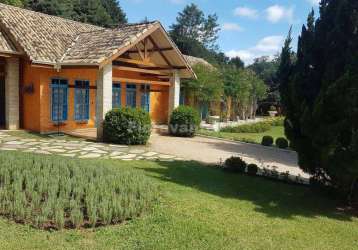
[138,160,353,222]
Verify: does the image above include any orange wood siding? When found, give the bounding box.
[21,65,169,133]
[22,61,98,133]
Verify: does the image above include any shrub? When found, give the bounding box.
[261,136,274,146]
[247,164,259,176]
[221,121,271,133]
[103,107,151,145]
[169,106,200,137]
[224,156,247,173]
[0,152,157,230]
[276,137,289,149]
[266,117,285,126]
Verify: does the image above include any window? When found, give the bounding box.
[51,78,68,122]
[74,80,90,121]
[141,84,150,112]
[112,82,121,108]
[126,84,137,108]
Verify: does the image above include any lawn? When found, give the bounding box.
[198,126,285,144]
[0,154,357,249]
[4,130,86,141]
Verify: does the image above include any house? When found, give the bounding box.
[0,3,194,139]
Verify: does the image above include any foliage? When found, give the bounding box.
[182,64,223,105]
[224,156,247,173]
[2,0,127,27]
[169,106,200,137]
[266,117,285,126]
[276,137,289,149]
[261,136,274,146]
[103,108,151,145]
[279,0,358,200]
[221,121,271,134]
[247,164,259,176]
[170,3,220,53]
[0,152,157,230]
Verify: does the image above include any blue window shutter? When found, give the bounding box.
[74,80,90,121]
[126,84,137,108]
[112,83,121,108]
[51,79,68,122]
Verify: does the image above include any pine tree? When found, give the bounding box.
[281,0,358,200]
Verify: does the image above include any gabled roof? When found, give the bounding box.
[0,29,17,54]
[0,3,194,78]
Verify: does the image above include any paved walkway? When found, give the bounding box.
[0,131,180,161]
[149,132,309,178]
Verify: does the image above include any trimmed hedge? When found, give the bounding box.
[224,156,247,173]
[221,121,271,133]
[261,136,274,146]
[276,137,289,149]
[247,164,259,176]
[169,106,200,137]
[0,152,157,230]
[103,107,151,145]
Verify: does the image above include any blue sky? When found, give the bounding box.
[121,0,320,65]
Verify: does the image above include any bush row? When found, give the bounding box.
[261,136,289,149]
[0,152,157,230]
[220,117,284,134]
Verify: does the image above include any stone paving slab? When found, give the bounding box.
[0,131,180,162]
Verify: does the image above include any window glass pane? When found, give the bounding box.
[112,82,121,108]
[126,84,137,108]
[74,80,89,121]
[51,79,68,122]
[141,84,150,112]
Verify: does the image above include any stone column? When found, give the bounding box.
[168,70,180,120]
[96,63,112,141]
[5,57,19,130]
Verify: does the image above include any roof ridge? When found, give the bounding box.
[117,20,159,28]
[0,3,102,30]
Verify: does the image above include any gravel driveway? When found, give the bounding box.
[149,132,308,178]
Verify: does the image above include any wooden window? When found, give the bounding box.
[126,84,137,108]
[74,80,90,121]
[51,79,68,122]
[141,84,150,112]
[112,82,122,108]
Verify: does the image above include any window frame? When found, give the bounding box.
[141,84,151,112]
[50,78,69,123]
[126,84,137,108]
[112,82,122,109]
[74,79,90,122]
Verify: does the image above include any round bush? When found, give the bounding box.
[103,107,151,145]
[0,152,157,230]
[247,164,259,176]
[261,136,274,146]
[224,156,247,173]
[276,137,289,149]
[169,106,200,137]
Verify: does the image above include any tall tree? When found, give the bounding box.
[281,0,358,200]
[170,4,220,58]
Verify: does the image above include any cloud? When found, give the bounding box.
[265,5,294,23]
[306,0,320,6]
[222,23,244,32]
[225,35,284,65]
[234,7,259,19]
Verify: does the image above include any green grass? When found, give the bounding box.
[198,126,286,144]
[0,154,357,249]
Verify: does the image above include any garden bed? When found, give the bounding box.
[0,151,157,230]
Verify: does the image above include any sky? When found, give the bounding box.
[121,0,320,65]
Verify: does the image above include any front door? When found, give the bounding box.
[0,61,5,128]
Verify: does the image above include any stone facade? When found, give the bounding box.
[5,57,19,130]
[96,63,113,140]
[168,70,181,120]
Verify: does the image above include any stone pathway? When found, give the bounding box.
[0,131,180,162]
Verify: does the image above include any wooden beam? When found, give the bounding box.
[115,57,172,69]
[127,47,174,53]
[148,36,172,67]
[135,44,145,61]
[113,65,170,76]
[112,77,170,86]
